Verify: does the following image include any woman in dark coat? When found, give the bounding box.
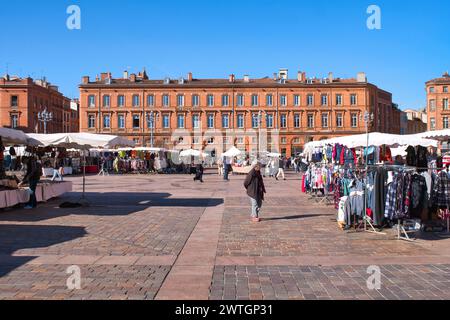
[193,161,204,183]
[244,162,266,222]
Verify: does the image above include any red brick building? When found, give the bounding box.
[0,75,78,134]
[79,69,398,156]
[426,72,450,131]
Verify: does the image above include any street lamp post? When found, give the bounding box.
[257,110,266,157]
[146,111,159,148]
[38,108,53,134]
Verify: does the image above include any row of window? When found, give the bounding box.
[87,93,359,108]
[429,117,450,130]
[88,113,360,130]
[429,98,449,111]
[429,86,449,93]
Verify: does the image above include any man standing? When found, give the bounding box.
[223,155,231,181]
[18,156,42,209]
[244,162,266,223]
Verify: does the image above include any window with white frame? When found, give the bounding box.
[207,94,214,107]
[351,113,358,127]
[207,114,214,128]
[266,114,273,128]
[11,115,18,128]
[192,114,200,129]
[444,117,449,129]
[430,118,436,130]
[162,94,170,107]
[163,114,170,128]
[222,114,229,128]
[251,94,258,107]
[147,94,154,107]
[350,94,357,106]
[103,115,111,128]
[252,114,259,128]
[237,94,244,107]
[321,113,329,128]
[177,114,185,128]
[307,94,314,106]
[192,94,199,107]
[132,94,140,107]
[336,94,342,106]
[280,114,287,128]
[118,114,125,129]
[237,114,244,128]
[429,87,435,93]
[294,95,301,106]
[88,95,96,108]
[443,98,449,110]
[88,115,95,128]
[321,95,328,106]
[177,94,184,107]
[294,114,300,128]
[336,113,343,128]
[117,95,125,107]
[222,94,229,107]
[103,95,110,107]
[430,99,436,111]
[307,114,314,128]
[133,115,140,128]
[266,94,273,106]
[280,94,287,106]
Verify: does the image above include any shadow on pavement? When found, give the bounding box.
[262,214,333,221]
[0,224,87,277]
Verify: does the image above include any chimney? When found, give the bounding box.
[297,71,304,82]
[273,73,278,81]
[95,75,100,82]
[82,76,90,84]
[357,72,367,83]
[130,74,136,82]
[278,68,288,80]
[123,70,129,79]
[328,72,334,83]
[188,72,193,81]
[243,75,250,83]
[107,72,112,79]
[100,72,108,81]
[229,74,235,83]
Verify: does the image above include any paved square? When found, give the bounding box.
[0,171,450,300]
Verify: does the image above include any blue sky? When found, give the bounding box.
[0,0,449,109]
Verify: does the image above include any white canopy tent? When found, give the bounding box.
[304,132,438,153]
[222,146,243,158]
[27,133,135,205]
[419,129,450,142]
[179,149,207,157]
[0,127,39,145]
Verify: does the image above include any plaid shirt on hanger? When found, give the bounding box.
[384,175,398,220]
[434,171,450,208]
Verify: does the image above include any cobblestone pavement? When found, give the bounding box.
[0,170,450,300]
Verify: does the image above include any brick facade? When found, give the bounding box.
[0,75,78,134]
[426,73,450,131]
[79,70,397,156]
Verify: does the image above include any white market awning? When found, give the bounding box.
[27,133,135,150]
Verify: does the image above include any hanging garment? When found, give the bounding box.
[405,146,416,166]
[410,174,427,219]
[416,146,428,171]
[433,171,450,209]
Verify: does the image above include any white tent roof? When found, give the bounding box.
[304,132,437,152]
[179,149,206,157]
[222,146,243,157]
[117,147,164,152]
[27,133,135,149]
[0,127,37,145]
[419,129,450,141]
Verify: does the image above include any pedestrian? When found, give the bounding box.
[51,158,64,182]
[18,156,42,209]
[193,161,204,183]
[244,162,266,223]
[276,156,286,180]
[223,155,231,181]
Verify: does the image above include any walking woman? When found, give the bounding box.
[244,162,266,223]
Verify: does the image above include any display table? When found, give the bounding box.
[232,166,252,175]
[82,165,99,174]
[0,181,73,209]
[42,167,73,177]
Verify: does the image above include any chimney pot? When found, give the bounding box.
[297,71,303,82]
[229,74,235,83]
[123,70,129,79]
[328,72,334,82]
[243,75,250,83]
[82,76,90,84]
[130,74,137,82]
[100,73,108,81]
[188,72,193,81]
[273,73,278,81]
